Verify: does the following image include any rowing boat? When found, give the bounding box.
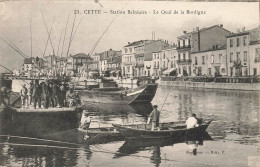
[112,119,213,140]
[77,127,124,144]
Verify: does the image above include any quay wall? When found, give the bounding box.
[159,81,260,91]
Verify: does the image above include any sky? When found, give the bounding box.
[0,1,259,72]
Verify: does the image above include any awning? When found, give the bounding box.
[163,68,176,74]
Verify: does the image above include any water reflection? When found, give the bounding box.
[0,87,259,167]
[115,131,212,166]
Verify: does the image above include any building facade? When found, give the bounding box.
[191,47,227,76]
[178,25,231,76]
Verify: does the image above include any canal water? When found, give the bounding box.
[0,86,259,167]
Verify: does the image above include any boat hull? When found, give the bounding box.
[77,127,124,144]
[113,120,212,140]
[77,83,158,105]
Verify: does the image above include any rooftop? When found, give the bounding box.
[124,40,153,47]
[72,53,92,59]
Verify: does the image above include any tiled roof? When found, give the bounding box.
[72,53,92,59]
[124,40,152,47]
[178,25,231,39]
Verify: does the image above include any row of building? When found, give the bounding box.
[122,25,260,78]
[15,24,260,78]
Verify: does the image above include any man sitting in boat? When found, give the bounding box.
[186,114,199,129]
[81,112,91,130]
[148,105,160,131]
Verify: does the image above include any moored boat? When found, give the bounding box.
[77,127,124,144]
[77,83,158,105]
[112,119,213,140]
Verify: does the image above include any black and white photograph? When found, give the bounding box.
[0,1,259,166]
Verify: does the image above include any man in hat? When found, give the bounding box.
[20,83,28,108]
[148,105,160,131]
[28,80,34,106]
[32,80,41,109]
[41,79,50,108]
[0,86,10,107]
[66,86,76,107]
[59,82,66,107]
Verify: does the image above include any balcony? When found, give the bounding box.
[254,57,260,63]
[177,45,191,50]
[177,59,191,64]
[135,62,144,68]
[233,60,241,67]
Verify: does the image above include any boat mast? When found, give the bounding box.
[41,11,56,57]
[42,17,55,58]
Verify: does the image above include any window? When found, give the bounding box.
[244,51,247,61]
[211,55,214,63]
[255,48,260,62]
[163,61,165,67]
[154,62,156,68]
[236,38,240,47]
[208,68,211,75]
[236,52,240,62]
[195,57,198,65]
[230,53,233,62]
[163,53,166,59]
[125,48,128,53]
[157,62,159,68]
[178,53,180,60]
[129,48,132,52]
[183,40,185,47]
[178,40,180,47]
[219,54,222,63]
[230,39,233,47]
[202,56,205,65]
[183,53,186,60]
[243,36,247,46]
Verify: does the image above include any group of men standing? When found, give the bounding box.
[20,79,78,109]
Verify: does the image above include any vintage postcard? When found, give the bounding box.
[0,1,259,167]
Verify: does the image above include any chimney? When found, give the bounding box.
[128,42,130,44]
[220,24,223,28]
[110,48,112,51]
[196,27,199,31]
[183,31,187,34]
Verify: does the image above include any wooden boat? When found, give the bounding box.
[77,127,124,143]
[112,119,213,140]
[77,83,158,105]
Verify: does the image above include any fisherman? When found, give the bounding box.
[81,111,91,130]
[59,82,66,107]
[0,86,10,107]
[66,85,77,107]
[48,81,54,107]
[32,80,41,109]
[186,114,199,129]
[41,79,50,108]
[28,81,34,106]
[20,83,28,108]
[52,81,60,107]
[147,105,160,131]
